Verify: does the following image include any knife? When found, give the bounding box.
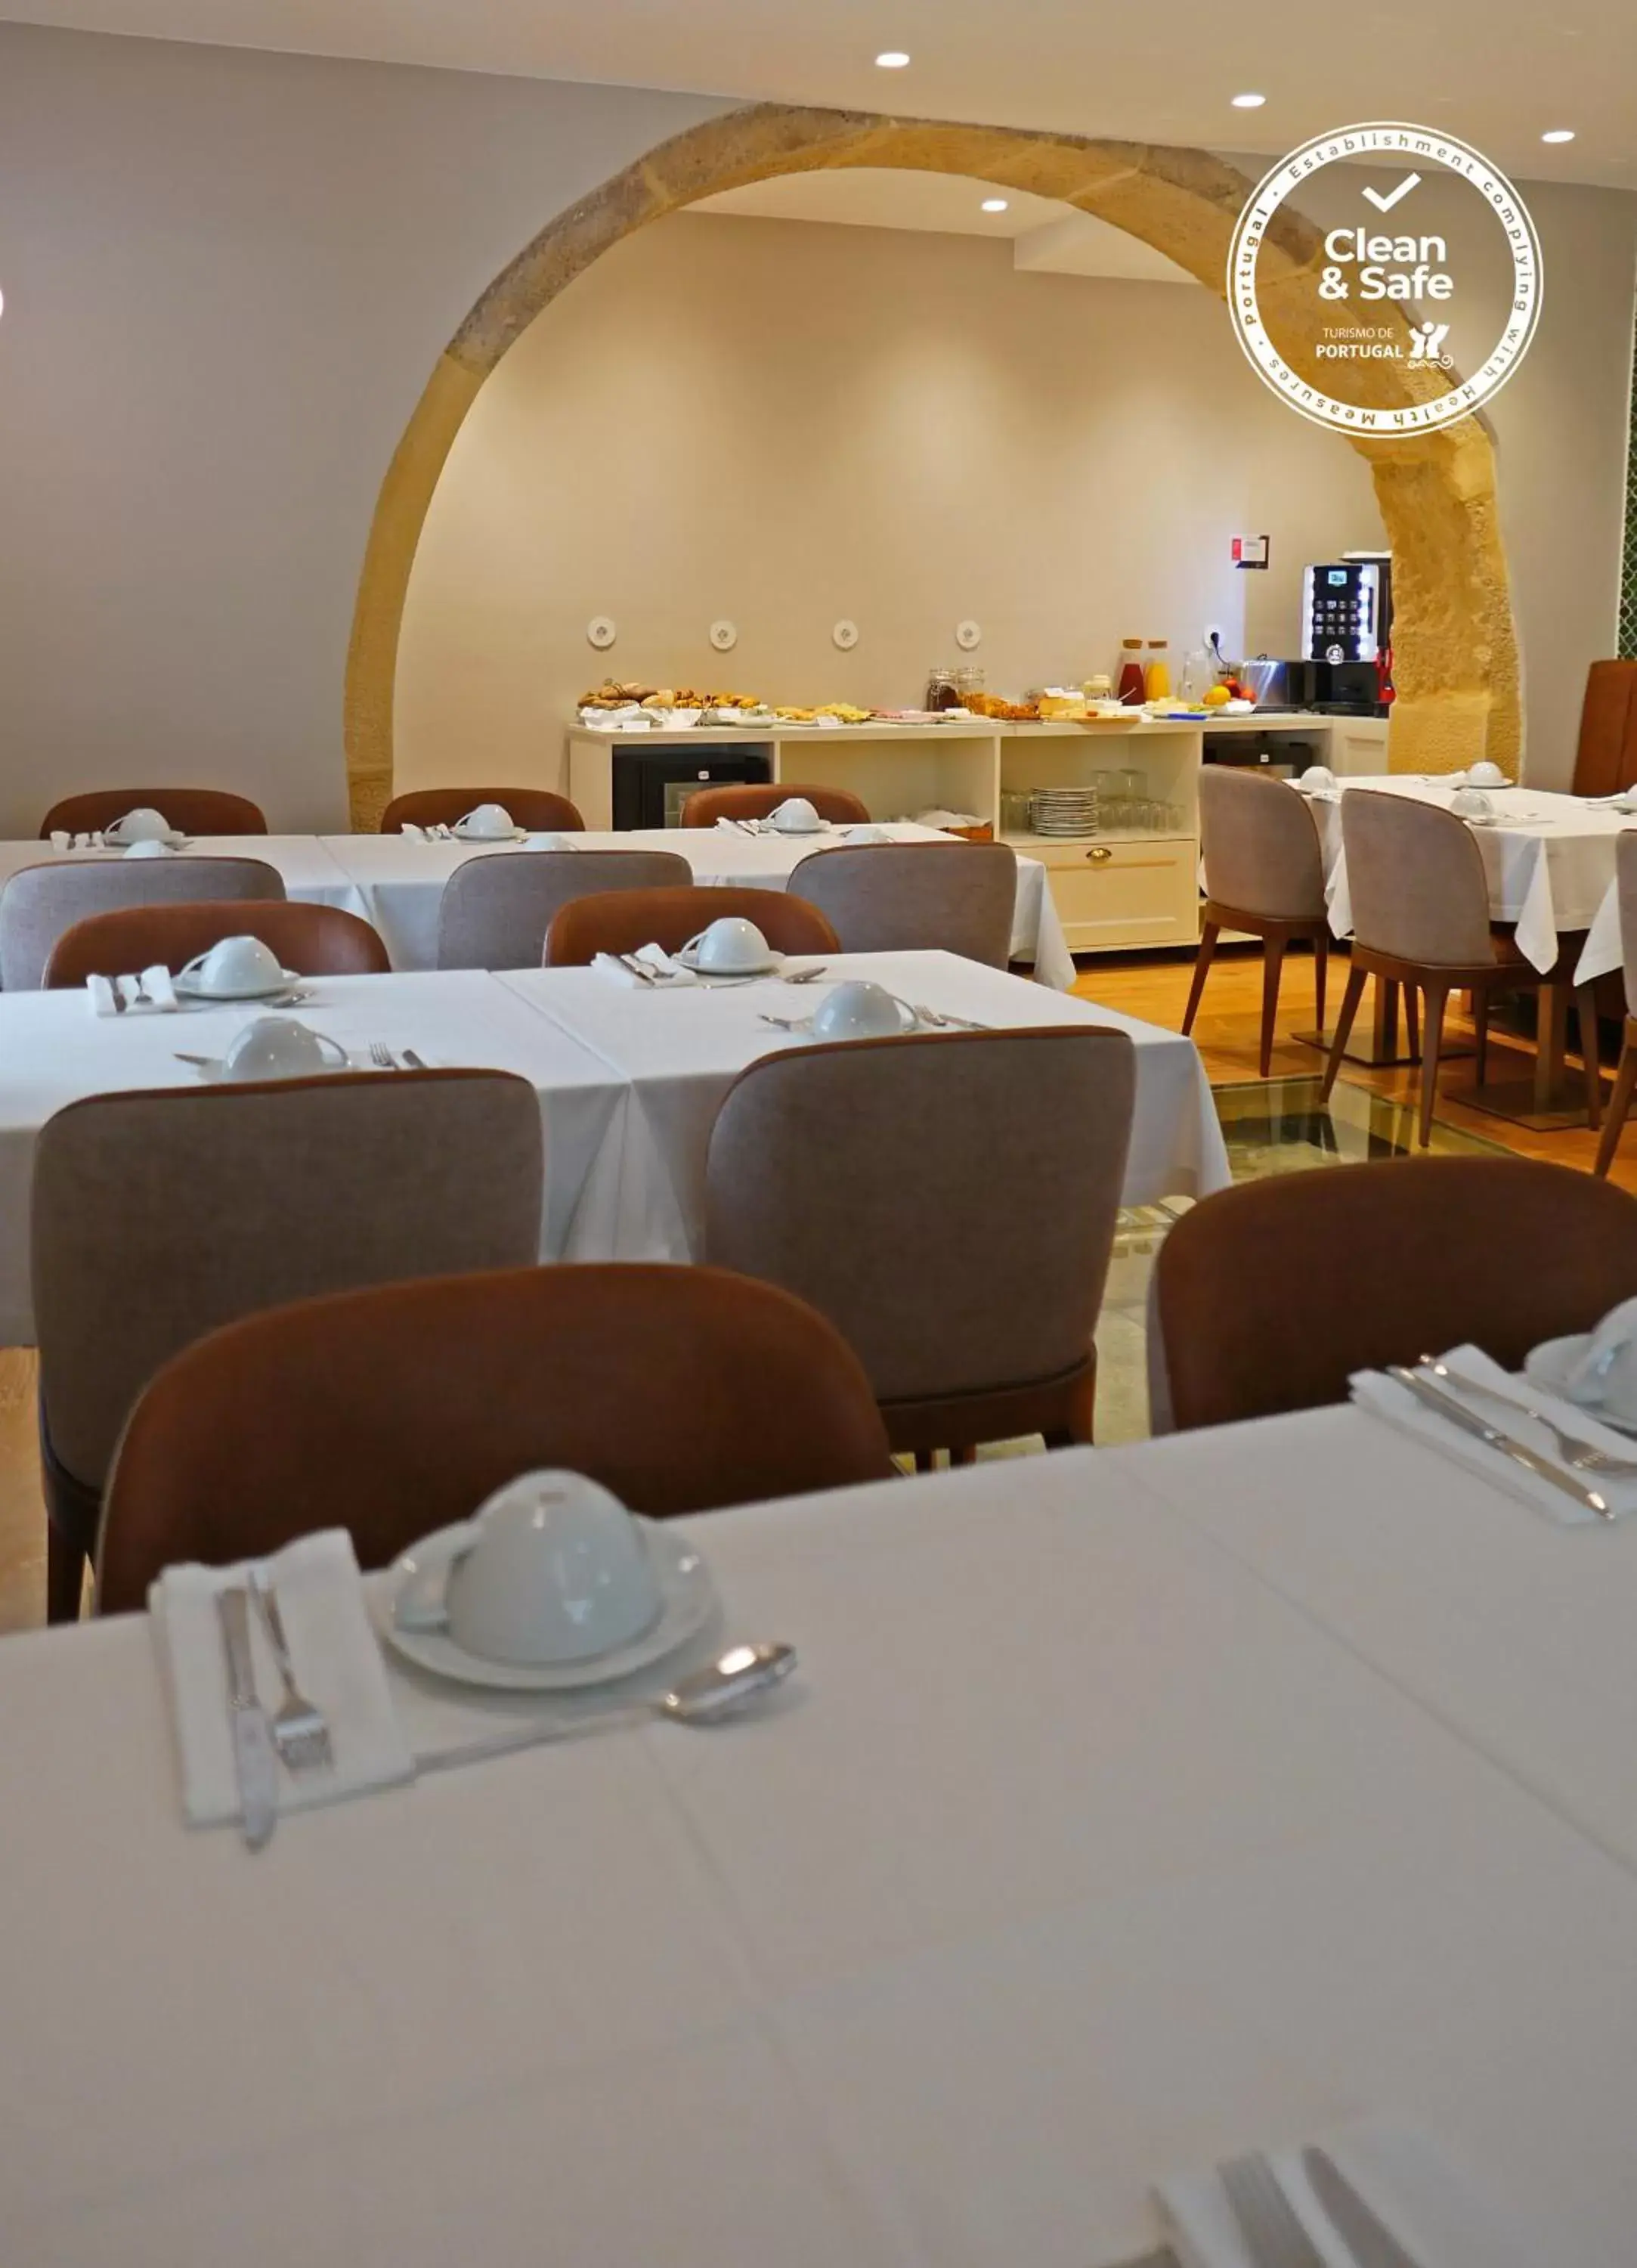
[1386,1365,1613,1520]
[1302,2147,1421,2268]
[218,1586,280,1851]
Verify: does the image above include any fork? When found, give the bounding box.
[1220,2152,1327,2268]
[249,1572,333,1774]
[1417,1353,1637,1477]
[912,1002,991,1031]
[619,953,660,986]
[369,1040,398,1070]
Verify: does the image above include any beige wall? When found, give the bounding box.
[396,212,1391,784]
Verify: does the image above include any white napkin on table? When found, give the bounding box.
[150,1529,414,1829]
[591,943,700,989]
[86,965,179,1018]
[1350,1342,1637,1526]
[1157,2116,1543,2268]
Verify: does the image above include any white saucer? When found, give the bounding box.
[376,1517,717,1690]
[88,832,190,853]
[676,947,783,977]
[1523,1334,1637,1435]
[175,967,302,1002]
[453,826,528,844]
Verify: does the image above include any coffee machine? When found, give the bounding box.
[1261,553,1394,715]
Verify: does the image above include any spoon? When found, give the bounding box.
[415,1641,797,1774]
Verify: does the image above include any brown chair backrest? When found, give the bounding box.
[545,886,840,965]
[32,1070,543,1497]
[0,858,286,991]
[1153,1156,1637,1433]
[381,787,584,835]
[43,900,391,987]
[1569,661,1637,800]
[1198,766,1326,920]
[436,849,691,971]
[682,782,870,828]
[1618,832,1637,1017]
[790,841,1018,968]
[40,789,268,838]
[705,1028,1134,1403]
[97,1263,895,1612]
[1340,791,1493,965]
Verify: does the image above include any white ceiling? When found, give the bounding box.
[698,172,1199,284]
[4,0,1632,189]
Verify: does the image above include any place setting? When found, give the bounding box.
[757,976,989,1039]
[148,1470,798,1850]
[592,912,829,990]
[398,800,575,849]
[49,804,193,854]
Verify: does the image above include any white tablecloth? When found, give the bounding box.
[1310,778,1632,974]
[0,835,361,919]
[320,826,1077,988]
[5,1442,1637,2263]
[497,950,1230,1260]
[0,972,629,1340]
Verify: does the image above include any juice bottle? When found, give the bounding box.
[1116,639,1147,707]
[1143,640,1171,702]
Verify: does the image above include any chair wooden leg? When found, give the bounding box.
[1418,981,1449,1147]
[1312,932,1328,1033]
[1472,989,1490,1087]
[950,1445,977,1466]
[1321,965,1368,1098]
[1595,1021,1637,1176]
[1577,987,1603,1131]
[1181,921,1220,1038]
[1403,983,1420,1061]
[1258,933,1289,1077]
[46,1523,85,1625]
[913,1449,936,1473]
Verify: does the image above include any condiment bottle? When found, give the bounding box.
[1143,640,1171,702]
[1116,640,1147,707]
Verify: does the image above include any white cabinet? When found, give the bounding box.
[1017,836,1199,952]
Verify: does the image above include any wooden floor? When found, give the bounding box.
[2,941,1632,1635]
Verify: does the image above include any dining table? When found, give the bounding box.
[0,826,1077,990]
[0,953,1227,1346]
[6,1423,1637,2264]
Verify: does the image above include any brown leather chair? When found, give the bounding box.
[791,841,1018,968]
[42,900,391,986]
[1321,792,1600,1145]
[683,782,870,828]
[436,849,690,971]
[0,857,286,991]
[97,1264,896,1612]
[32,1070,544,1621]
[1151,1156,1637,1433]
[545,886,839,965]
[380,786,583,835]
[706,1027,1134,1458]
[1568,662,1637,800]
[1595,832,1637,1175]
[40,789,268,838]
[1184,767,1330,1075]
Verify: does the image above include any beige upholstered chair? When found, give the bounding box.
[97,1265,896,1612]
[1321,792,1599,1145]
[790,841,1017,967]
[682,782,869,828]
[43,900,390,986]
[32,1069,543,1621]
[39,789,268,838]
[381,787,583,835]
[1595,833,1637,1174]
[705,1027,1134,1458]
[1184,767,1329,1074]
[435,849,690,971]
[0,857,286,991]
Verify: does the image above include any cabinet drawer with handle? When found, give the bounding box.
[1027,835,1199,952]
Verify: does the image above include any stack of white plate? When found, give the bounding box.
[1028,786,1100,838]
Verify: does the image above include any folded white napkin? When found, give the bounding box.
[87,965,179,1018]
[1158,2116,1543,2268]
[1351,1342,1637,1526]
[591,943,700,988]
[398,821,427,841]
[150,1529,414,1828]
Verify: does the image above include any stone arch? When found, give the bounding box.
[343,103,1520,824]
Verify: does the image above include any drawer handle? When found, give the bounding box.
[1086,845,1113,863]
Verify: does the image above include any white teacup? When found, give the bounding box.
[181,933,286,997]
[769,797,825,834]
[1563,1298,1637,1423]
[403,1470,662,1665]
[122,838,175,860]
[457,802,515,839]
[524,832,575,851]
[105,806,171,845]
[843,826,891,844]
[812,980,907,1040]
[1298,764,1337,792]
[1450,786,1495,820]
[1466,760,1508,787]
[682,915,771,973]
[222,1015,348,1081]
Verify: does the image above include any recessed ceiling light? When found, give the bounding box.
[981,197,1010,212]
[874,51,910,68]
[1541,128,1577,143]
[1231,92,1267,109]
